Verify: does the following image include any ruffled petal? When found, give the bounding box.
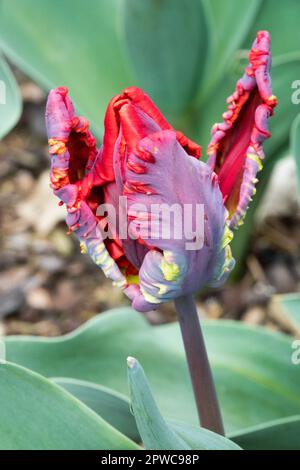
[122,130,234,309]
[94,87,201,185]
[207,31,277,229]
[46,88,136,296]
[68,201,133,293]
[46,87,98,193]
[132,250,188,312]
[46,86,234,312]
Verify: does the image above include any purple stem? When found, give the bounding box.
[175,294,225,435]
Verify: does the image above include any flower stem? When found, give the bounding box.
[175,294,225,435]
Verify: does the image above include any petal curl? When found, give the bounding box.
[46,88,136,294]
[46,87,233,312]
[46,87,98,193]
[207,31,277,229]
[132,250,188,312]
[123,130,234,309]
[94,86,201,185]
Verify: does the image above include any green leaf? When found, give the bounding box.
[128,357,240,450]
[291,113,300,201]
[267,56,300,156]
[272,293,300,334]
[170,421,241,450]
[53,377,140,442]
[230,415,300,450]
[0,0,134,135]
[197,63,236,152]
[245,0,300,58]
[0,362,139,450]
[199,0,262,102]
[122,0,208,118]
[5,308,300,434]
[127,356,189,450]
[0,55,21,138]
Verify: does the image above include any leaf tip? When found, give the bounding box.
[127,356,137,369]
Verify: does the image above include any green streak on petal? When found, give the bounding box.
[221,224,234,249]
[160,251,181,282]
[140,287,161,305]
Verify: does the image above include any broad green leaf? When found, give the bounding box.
[245,0,300,58]
[267,56,300,156]
[291,113,300,200]
[0,0,134,135]
[0,55,21,138]
[128,357,189,450]
[230,415,300,450]
[170,422,241,451]
[5,308,300,434]
[0,362,139,450]
[199,0,262,102]
[196,62,237,152]
[128,357,240,450]
[53,377,139,442]
[272,293,300,334]
[122,0,208,118]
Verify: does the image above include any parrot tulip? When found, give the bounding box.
[46,31,276,313]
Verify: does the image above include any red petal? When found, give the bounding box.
[46,87,98,191]
[96,87,201,185]
[207,31,277,228]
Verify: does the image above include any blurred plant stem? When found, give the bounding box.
[175,294,225,435]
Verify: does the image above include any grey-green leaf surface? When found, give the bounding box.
[230,415,300,450]
[0,362,139,450]
[5,308,300,434]
[128,357,240,450]
[128,356,189,450]
[53,377,140,442]
[245,0,300,58]
[199,0,262,102]
[267,56,300,156]
[170,421,241,450]
[0,0,133,135]
[0,56,21,138]
[122,0,208,118]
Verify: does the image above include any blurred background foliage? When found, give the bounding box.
[0,0,300,333]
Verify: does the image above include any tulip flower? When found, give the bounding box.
[46,31,276,435]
